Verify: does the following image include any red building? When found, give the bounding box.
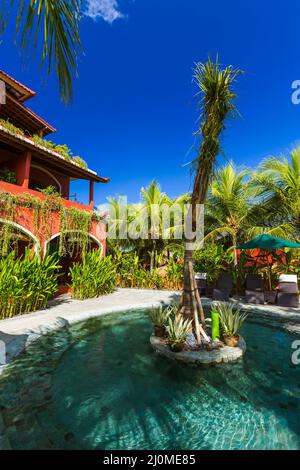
[0,70,109,260]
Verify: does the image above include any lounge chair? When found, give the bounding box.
[245,274,265,304]
[276,274,299,308]
[212,272,233,301]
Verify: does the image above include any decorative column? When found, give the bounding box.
[89,180,94,209]
[16,151,32,188]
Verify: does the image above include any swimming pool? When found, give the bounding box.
[0,309,299,450]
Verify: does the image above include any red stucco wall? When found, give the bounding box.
[0,181,106,256]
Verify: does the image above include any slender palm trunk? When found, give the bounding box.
[150,240,156,274]
[178,58,241,345]
[233,233,238,266]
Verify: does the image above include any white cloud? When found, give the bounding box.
[85,0,124,23]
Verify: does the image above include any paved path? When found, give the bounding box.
[0,288,180,369]
[1,288,299,371]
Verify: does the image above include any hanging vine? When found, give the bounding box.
[0,191,17,256]
[59,207,92,257]
[0,190,97,258]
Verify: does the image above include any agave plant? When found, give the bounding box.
[149,304,173,337]
[215,302,247,339]
[166,315,193,351]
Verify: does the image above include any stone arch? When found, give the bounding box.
[0,218,40,255]
[30,164,62,194]
[44,231,103,257]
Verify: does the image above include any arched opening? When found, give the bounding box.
[29,165,62,195]
[44,232,103,286]
[0,219,40,258]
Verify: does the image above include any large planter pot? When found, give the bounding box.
[170,342,185,353]
[154,326,166,338]
[224,335,240,348]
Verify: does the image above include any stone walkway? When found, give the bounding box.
[0,288,180,369]
[0,288,299,371]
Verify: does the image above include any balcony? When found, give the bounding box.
[0,180,92,211]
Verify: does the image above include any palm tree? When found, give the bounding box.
[179,57,242,344]
[205,162,263,265]
[0,0,81,102]
[140,180,171,273]
[252,148,300,240]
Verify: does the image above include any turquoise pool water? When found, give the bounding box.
[0,309,299,450]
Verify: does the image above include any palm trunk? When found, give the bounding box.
[178,57,241,346]
[179,162,213,343]
[150,240,156,274]
[233,233,238,267]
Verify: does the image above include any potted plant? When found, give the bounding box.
[166,315,193,352]
[216,302,247,347]
[149,305,171,337]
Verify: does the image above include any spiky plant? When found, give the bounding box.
[149,304,172,327]
[166,315,193,350]
[215,302,247,338]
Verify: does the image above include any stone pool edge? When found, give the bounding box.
[1,289,299,374]
[0,288,181,374]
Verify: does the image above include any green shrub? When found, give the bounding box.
[72,156,88,169]
[0,167,17,184]
[69,251,117,299]
[193,243,229,285]
[0,251,60,318]
[0,119,23,136]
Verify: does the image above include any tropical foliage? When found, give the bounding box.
[105,145,300,292]
[193,243,230,285]
[205,163,264,264]
[0,0,82,102]
[166,315,193,350]
[69,251,117,299]
[251,148,300,240]
[0,167,16,184]
[149,304,172,328]
[0,119,88,168]
[215,302,248,338]
[0,250,60,318]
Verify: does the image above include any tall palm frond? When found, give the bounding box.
[251,147,300,238]
[0,0,82,102]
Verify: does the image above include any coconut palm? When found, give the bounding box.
[205,162,264,265]
[179,57,242,344]
[140,180,171,273]
[252,148,300,240]
[0,0,81,102]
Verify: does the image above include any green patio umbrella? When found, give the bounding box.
[237,234,300,290]
[237,234,300,250]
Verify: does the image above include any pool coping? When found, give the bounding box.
[0,288,181,373]
[0,288,299,373]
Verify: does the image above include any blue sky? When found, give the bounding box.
[1,0,300,206]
